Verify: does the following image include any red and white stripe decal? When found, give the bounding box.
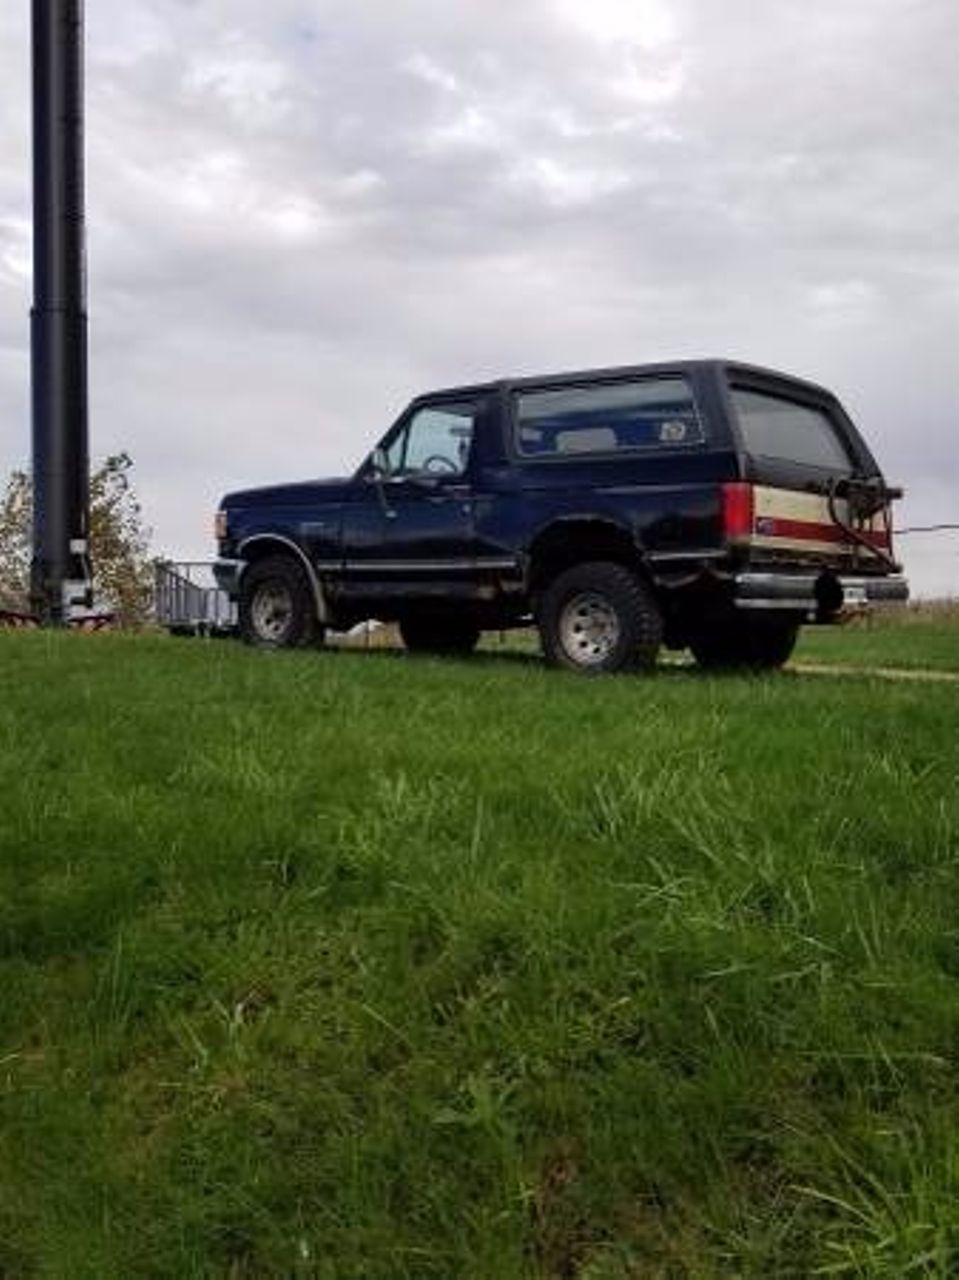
[747,486,892,556]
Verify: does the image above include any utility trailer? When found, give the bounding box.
[5,561,231,634]
[154,561,236,636]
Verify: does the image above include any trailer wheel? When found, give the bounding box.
[538,561,662,674]
[690,616,799,672]
[238,555,322,650]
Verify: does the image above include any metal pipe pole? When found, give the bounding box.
[30,0,92,625]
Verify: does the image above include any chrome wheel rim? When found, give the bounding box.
[558,592,621,667]
[251,582,293,643]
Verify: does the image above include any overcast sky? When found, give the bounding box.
[1,0,957,593]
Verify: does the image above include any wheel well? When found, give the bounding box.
[241,537,299,565]
[528,520,647,593]
[238,536,326,620]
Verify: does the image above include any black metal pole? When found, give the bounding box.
[30,0,91,625]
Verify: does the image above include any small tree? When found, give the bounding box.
[0,469,31,609]
[0,452,153,626]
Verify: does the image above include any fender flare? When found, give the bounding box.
[524,515,654,587]
[237,534,329,623]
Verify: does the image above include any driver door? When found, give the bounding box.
[349,398,480,588]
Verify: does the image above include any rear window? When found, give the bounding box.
[515,377,704,457]
[731,387,852,471]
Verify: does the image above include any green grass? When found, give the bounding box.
[796,605,959,673]
[474,603,959,674]
[3,629,959,1277]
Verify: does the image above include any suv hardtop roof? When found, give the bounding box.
[413,359,837,406]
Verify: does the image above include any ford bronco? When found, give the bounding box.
[214,360,908,674]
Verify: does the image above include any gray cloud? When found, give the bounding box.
[1,0,956,592]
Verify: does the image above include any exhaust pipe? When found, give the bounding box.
[30,0,92,625]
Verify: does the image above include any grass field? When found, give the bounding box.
[795,604,959,673]
[469,603,959,676]
[2,618,959,1277]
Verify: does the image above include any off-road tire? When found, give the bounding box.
[399,616,481,656]
[538,561,663,675]
[238,555,322,650]
[690,616,799,672]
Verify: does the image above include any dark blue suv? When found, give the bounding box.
[214,359,907,674]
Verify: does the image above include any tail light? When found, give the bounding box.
[214,510,228,541]
[721,482,754,541]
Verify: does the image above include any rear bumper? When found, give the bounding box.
[734,571,909,615]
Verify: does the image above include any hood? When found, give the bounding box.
[221,477,355,508]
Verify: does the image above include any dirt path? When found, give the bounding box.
[790,662,959,684]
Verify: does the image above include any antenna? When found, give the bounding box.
[30,0,92,625]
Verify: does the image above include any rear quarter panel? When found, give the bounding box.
[473,365,740,562]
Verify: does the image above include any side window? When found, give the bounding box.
[731,388,852,471]
[514,377,703,457]
[384,403,476,477]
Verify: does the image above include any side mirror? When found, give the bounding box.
[370,447,390,480]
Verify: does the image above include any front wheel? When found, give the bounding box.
[537,561,663,675]
[238,555,322,649]
[690,616,799,671]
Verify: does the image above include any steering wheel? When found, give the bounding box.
[421,454,459,475]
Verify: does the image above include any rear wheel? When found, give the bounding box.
[238,555,322,649]
[690,616,799,671]
[399,616,481,656]
[538,561,662,675]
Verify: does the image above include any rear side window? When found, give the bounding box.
[514,377,704,457]
[731,388,852,471]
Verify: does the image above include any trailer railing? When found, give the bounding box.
[154,561,236,635]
